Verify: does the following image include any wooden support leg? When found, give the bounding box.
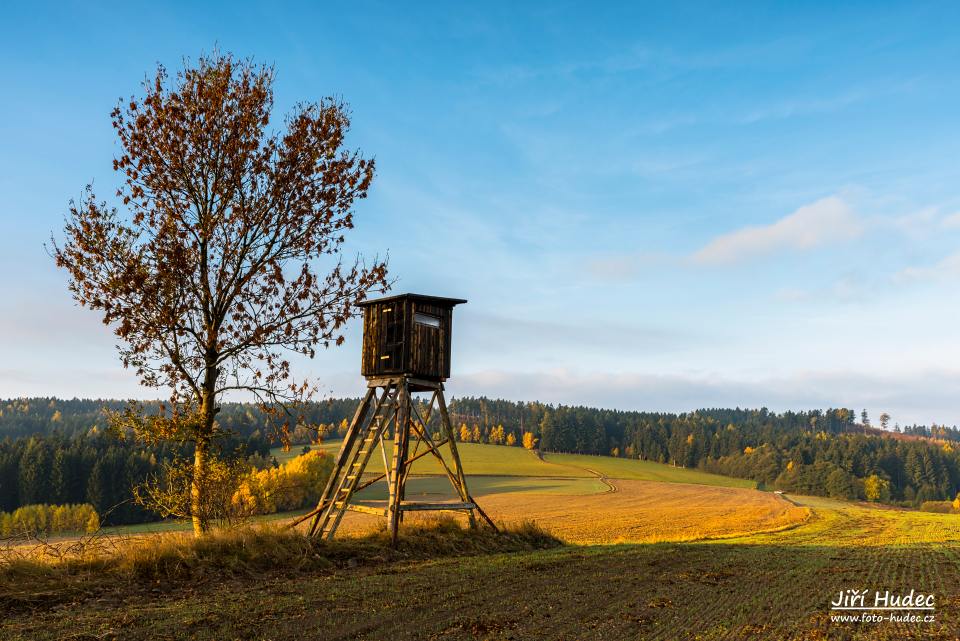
[437,387,478,529]
[399,398,411,526]
[387,381,410,544]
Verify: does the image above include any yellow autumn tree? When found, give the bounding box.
[0,503,99,536]
[459,423,471,442]
[232,450,333,516]
[505,432,517,446]
[864,474,891,502]
[85,512,100,533]
[522,431,538,450]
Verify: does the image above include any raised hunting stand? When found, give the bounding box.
[304,293,495,542]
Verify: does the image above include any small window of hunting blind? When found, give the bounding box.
[359,293,466,381]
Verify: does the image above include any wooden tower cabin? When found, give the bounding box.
[304,293,496,542]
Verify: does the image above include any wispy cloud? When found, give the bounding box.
[457,311,695,359]
[584,252,674,282]
[894,251,960,284]
[940,212,960,229]
[691,195,863,265]
[737,91,865,124]
[773,274,869,304]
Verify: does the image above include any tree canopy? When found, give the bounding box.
[53,53,387,533]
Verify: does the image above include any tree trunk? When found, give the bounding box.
[192,371,218,536]
[191,437,209,535]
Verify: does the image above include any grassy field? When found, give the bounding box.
[275,441,753,487]
[544,451,758,488]
[273,441,597,477]
[6,446,960,640]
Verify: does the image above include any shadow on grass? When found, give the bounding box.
[0,517,560,615]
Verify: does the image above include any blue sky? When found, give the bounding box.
[3,2,960,424]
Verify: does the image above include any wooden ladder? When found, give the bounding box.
[310,387,398,539]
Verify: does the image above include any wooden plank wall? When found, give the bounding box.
[408,302,452,379]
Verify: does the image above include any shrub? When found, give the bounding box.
[232,450,333,516]
[0,503,100,536]
[919,501,957,514]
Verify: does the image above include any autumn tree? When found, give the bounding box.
[522,431,538,450]
[864,474,891,502]
[53,53,388,535]
[879,412,891,431]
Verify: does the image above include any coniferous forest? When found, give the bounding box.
[2,397,959,527]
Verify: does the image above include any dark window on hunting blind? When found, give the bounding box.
[414,312,441,329]
[381,306,404,368]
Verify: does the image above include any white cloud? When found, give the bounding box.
[583,252,673,282]
[894,251,960,284]
[773,273,871,304]
[941,211,960,229]
[691,195,863,265]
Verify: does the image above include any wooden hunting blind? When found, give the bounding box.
[303,293,494,542]
[359,293,465,382]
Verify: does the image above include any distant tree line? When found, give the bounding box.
[0,429,272,525]
[0,433,181,525]
[4,397,960,508]
[0,398,359,442]
[446,400,960,505]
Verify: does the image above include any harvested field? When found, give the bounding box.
[306,477,807,545]
[477,479,809,544]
